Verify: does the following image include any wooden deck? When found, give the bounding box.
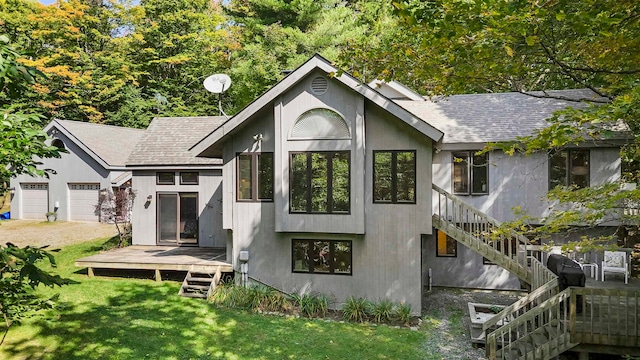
[584,275,640,289]
[75,246,232,281]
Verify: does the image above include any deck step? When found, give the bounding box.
[178,267,223,299]
[184,284,210,290]
[181,292,207,298]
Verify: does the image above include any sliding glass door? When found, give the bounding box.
[157,193,198,245]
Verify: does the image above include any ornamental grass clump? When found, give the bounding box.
[394,302,412,325]
[210,283,247,308]
[371,299,394,323]
[341,296,370,323]
[211,284,292,313]
[292,292,330,318]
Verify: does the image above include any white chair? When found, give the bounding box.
[601,251,629,284]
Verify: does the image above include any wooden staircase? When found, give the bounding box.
[488,289,577,360]
[178,266,222,299]
[431,184,579,360]
[432,184,532,284]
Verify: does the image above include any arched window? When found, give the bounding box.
[290,109,350,140]
[52,139,65,150]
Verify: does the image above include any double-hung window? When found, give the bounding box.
[549,149,589,189]
[290,151,350,213]
[373,150,416,203]
[452,151,488,195]
[237,153,274,201]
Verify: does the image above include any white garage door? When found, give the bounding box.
[21,183,49,220]
[69,183,100,222]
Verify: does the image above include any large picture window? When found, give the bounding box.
[373,150,416,203]
[290,151,350,213]
[452,152,488,195]
[237,153,274,201]
[292,239,352,275]
[549,149,589,189]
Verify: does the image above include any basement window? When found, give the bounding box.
[435,229,457,257]
[292,239,352,275]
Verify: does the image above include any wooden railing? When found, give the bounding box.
[483,257,559,334]
[569,287,640,348]
[432,184,531,283]
[487,288,575,360]
[432,185,640,359]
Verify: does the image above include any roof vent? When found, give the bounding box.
[310,76,328,95]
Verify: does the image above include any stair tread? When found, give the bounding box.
[181,292,207,298]
[184,284,210,290]
[187,277,215,282]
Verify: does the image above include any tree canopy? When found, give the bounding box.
[0,35,71,340]
[0,35,61,193]
[370,0,640,250]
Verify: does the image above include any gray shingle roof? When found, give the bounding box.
[56,120,145,167]
[127,116,226,166]
[395,89,602,144]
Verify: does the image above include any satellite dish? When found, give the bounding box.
[203,74,232,94]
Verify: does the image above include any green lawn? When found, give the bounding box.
[1,239,433,360]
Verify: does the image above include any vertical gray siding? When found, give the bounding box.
[130,169,225,247]
[274,72,366,234]
[432,148,621,222]
[10,133,110,221]
[224,78,434,314]
[428,147,621,290]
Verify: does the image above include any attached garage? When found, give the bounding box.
[69,183,100,222]
[21,183,49,220]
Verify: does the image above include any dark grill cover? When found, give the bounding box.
[547,254,586,289]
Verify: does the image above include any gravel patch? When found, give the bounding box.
[421,288,592,360]
[421,287,522,360]
[0,219,117,248]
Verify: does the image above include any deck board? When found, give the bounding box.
[75,246,232,274]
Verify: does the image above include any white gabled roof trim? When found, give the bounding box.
[45,119,111,170]
[367,80,425,101]
[191,55,443,156]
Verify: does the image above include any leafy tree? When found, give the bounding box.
[115,0,233,123]
[96,188,136,248]
[0,35,70,343]
[0,34,61,193]
[225,0,396,111]
[373,1,640,266]
[0,243,70,341]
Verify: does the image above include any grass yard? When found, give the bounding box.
[1,238,433,360]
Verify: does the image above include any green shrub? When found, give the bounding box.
[211,284,293,313]
[245,285,266,310]
[292,292,331,318]
[371,299,393,323]
[209,283,236,307]
[341,296,370,323]
[394,302,412,324]
[262,287,291,313]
